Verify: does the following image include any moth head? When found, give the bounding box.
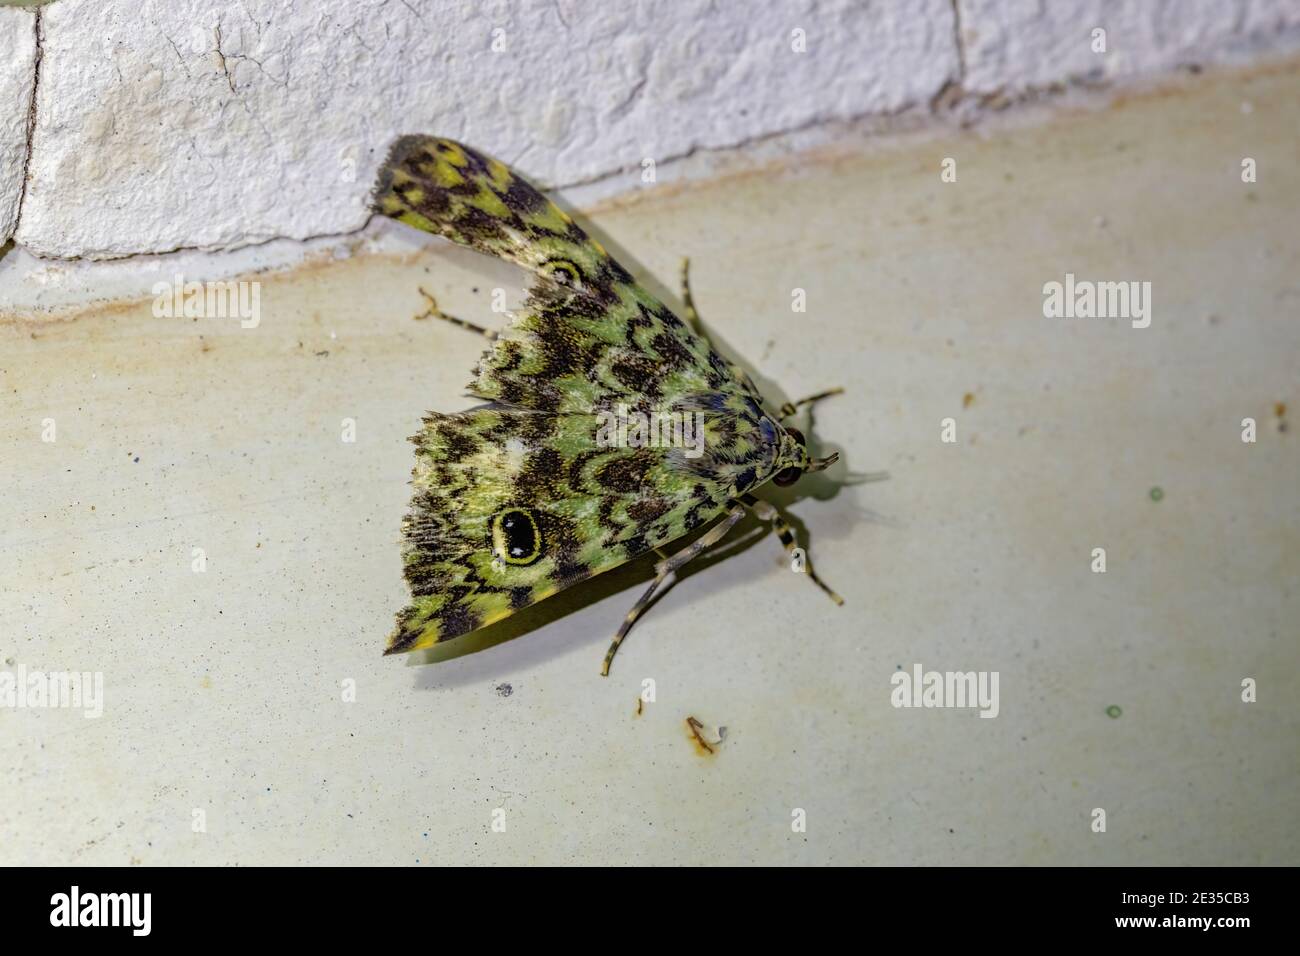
[772,426,839,487]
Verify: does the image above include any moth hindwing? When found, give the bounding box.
[372,136,841,673]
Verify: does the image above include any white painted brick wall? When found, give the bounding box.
[959,0,1300,93]
[0,8,37,240]
[2,0,1299,260]
[13,0,959,258]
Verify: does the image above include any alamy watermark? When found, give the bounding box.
[50,886,150,936]
[0,665,103,719]
[152,274,261,328]
[1043,272,1151,328]
[890,663,999,718]
[595,403,706,459]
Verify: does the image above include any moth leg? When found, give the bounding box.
[739,493,844,606]
[601,501,748,676]
[414,286,498,341]
[778,387,844,421]
[680,257,704,334]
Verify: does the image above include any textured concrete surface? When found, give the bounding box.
[0,7,37,240]
[2,62,1296,865]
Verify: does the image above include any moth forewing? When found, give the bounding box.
[374,136,843,671]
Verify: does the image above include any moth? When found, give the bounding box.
[372,136,843,675]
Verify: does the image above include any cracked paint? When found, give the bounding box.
[3,0,1300,260]
[0,6,38,242]
[11,0,960,259]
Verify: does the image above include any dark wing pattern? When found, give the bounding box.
[374,135,757,414]
[373,137,784,654]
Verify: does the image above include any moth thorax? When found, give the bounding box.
[491,508,543,566]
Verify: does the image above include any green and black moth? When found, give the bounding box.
[372,137,843,675]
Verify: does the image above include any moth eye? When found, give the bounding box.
[491,508,543,566]
[542,258,583,289]
[773,466,803,488]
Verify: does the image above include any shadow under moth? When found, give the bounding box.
[372,136,843,675]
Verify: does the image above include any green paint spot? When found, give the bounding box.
[1106,705,1122,719]
[1149,486,1164,502]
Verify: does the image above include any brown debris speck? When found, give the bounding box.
[686,716,713,754]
